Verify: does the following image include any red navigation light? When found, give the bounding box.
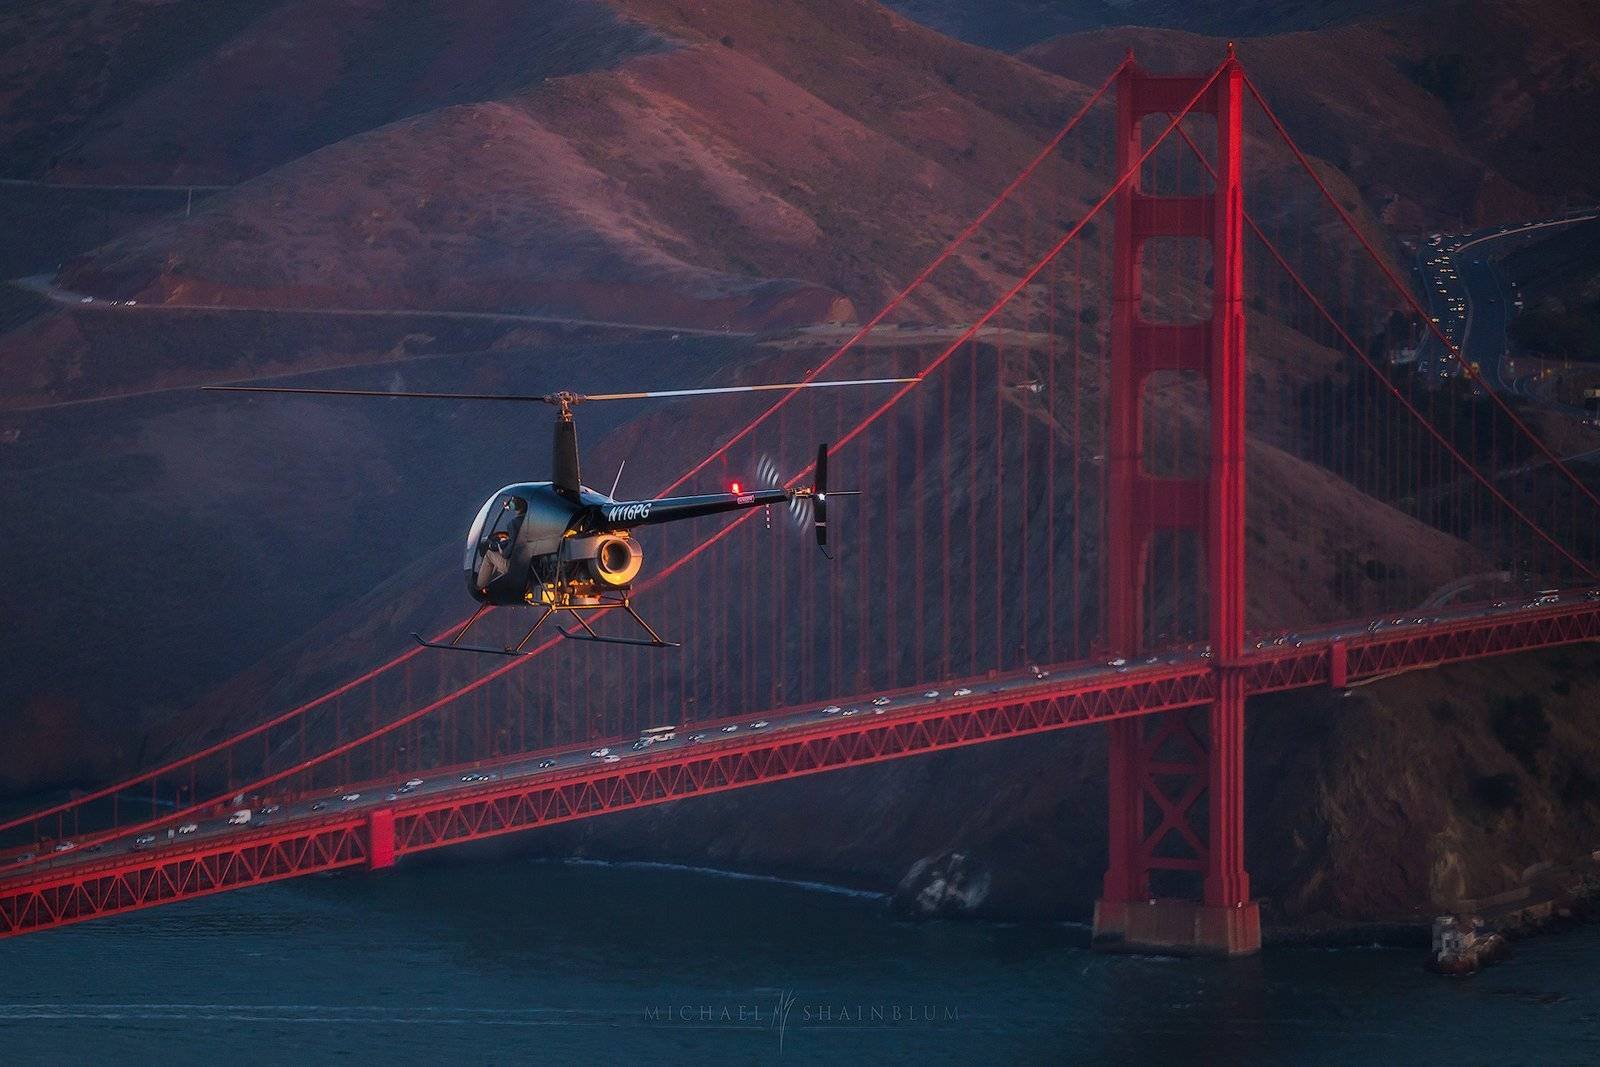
[730,481,742,494]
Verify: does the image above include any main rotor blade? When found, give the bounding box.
[200,385,553,402]
[201,376,920,404]
[580,377,919,401]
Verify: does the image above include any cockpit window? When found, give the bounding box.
[464,493,498,570]
[463,488,526,571]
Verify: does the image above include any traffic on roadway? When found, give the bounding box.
[1411,209,1598,404]
[6,586,1599,885]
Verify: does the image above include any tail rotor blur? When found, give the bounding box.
[757,445,852,558]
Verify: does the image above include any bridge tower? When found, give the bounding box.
[1092,50,1261,956]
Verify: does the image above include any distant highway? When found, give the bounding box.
[12,274,757,338]
[2,275,762,412]
[0,177,230,193]
[1412,208,1598,403]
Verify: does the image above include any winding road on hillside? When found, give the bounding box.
[12,274,755,339]
[1413,208,1598,402]
[2,274,763,413]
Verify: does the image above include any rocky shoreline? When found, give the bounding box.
[883,843,1600,969]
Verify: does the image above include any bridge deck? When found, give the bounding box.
[3,593,1596,938]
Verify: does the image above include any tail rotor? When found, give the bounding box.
[757,444,852,558]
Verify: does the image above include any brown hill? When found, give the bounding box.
[32,0,1104,335]
[0,0,663,184]
[1021,0,1600,228]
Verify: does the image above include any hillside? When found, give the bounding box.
[28,0,1102,328]
[883,0,1416,50]
[1504,218,1600,363]
[1020,0,1600,228]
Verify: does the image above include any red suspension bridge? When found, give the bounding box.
[4,51,1598,955]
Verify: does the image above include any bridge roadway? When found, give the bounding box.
[3,589,1598,937]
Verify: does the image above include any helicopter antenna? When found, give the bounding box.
[608,460,627,500]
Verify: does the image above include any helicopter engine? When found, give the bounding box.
[563,531,644,591]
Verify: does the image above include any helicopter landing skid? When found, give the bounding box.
[557,601,678,648]
[411,597,677,656]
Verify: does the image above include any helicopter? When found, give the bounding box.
[202,377,914,652]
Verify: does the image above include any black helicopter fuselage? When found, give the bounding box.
[465,481,792,607]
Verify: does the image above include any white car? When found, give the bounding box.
[872,697,891,707]
[603,754,621,763]
[340,793,361,802]
[953,687,973,697]
[923,691,940,699]
[721,725,738,733]
[590,747,611,758]
[260,804,281,814]
[841,708,859,717]
[227,810,252,826]
[177,823,199,835]
[537,759,556,769]
[133,834,156,848]
[1108,658,1127,667]
[687,733,705,744]
[750,720,769,729]
[405,779,424,788]
[823,705,843,715]
[53,841,76,853]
